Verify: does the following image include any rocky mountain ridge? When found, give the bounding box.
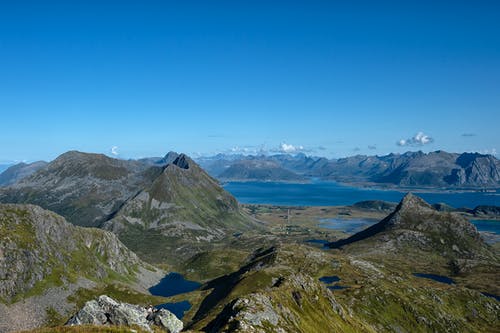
[197,150,500,188]
[0,203,164,332]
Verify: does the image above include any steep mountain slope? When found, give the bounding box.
[0,161,48,187]
[0,203,164,332]
[103,154,258,264]
[328,193,490,260]
[0,151,160,227]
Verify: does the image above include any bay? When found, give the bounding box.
[223,181,499,208]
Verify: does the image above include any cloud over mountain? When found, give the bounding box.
[397,132,434,147]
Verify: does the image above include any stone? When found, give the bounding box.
[66,295,182,333]
[152,308,184,333]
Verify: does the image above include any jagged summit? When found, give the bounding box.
[171,153,190,169]
[328,193,487,258]
[103,154,255,263]
[396,192,433,212]
[155,151,179,166]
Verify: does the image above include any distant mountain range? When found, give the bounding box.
[0,161,47,186]
[197,150,500,188]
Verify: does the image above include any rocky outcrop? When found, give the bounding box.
[469,205,500,217]
[67,295,183,333]
[328,193,490,259]
[0,203,159,301]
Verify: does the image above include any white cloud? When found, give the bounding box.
[279,143,305,153]
[397,132,434,147]
[478,148,498,156]
[111,146,119,156]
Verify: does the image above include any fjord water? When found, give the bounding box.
[223,181,499,208]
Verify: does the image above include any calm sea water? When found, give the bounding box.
[318,217,499,238]
[223,181,499,208]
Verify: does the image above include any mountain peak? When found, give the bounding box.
[328,193,486,257]
[398,192,433,211]
[172,154,190,169]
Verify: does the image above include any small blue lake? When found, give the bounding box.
[149,272,201,297]
[319,218,378,233]
[319,275,349,291]
[155,300,192,319]
[149,272,201,319]
[481,292,500,302]
[319,276,340,284]
[413,273,455,285]
[328,285,349,290]
[305,239,329,245]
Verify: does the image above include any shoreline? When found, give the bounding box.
[221,178,499,195]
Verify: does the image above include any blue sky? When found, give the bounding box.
[1,1,499,162]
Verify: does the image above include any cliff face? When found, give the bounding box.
[0,203,152,301]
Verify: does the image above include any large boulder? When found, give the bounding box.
[67,295,183,333]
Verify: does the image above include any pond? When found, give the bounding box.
[319,276,340,284]
[149,272,202,319]
[318,218,378,233]
[155,300,192,319]
[305,239,329,246]
[413,273,455,285]
[149,272,201,297]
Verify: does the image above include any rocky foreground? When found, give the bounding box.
[67,295,182,333]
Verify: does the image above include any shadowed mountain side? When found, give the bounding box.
[102,154,259,264]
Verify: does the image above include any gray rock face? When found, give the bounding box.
[0,203,151,301]
[153,309,184,333]
[67,295,183,333]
